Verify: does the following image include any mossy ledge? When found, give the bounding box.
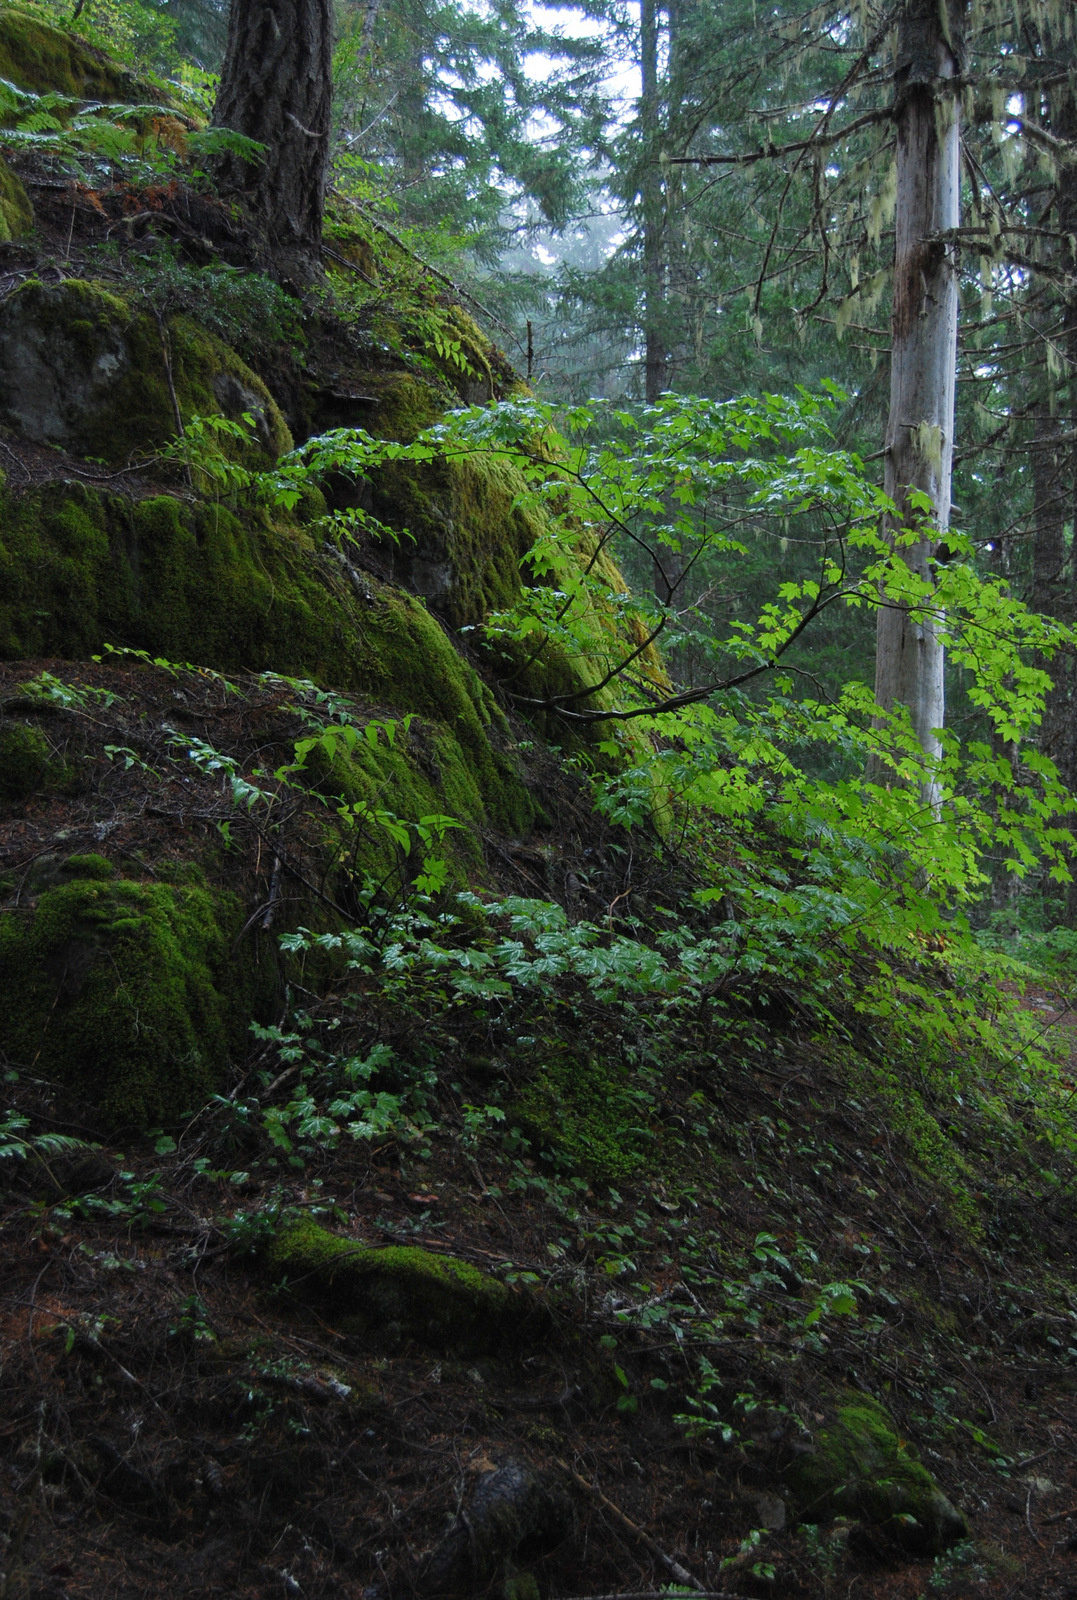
[0,8,167,101]
[784,1390,968,1556]
[264,1219,524,1354]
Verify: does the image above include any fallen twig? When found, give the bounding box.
[555,1457,704,1591]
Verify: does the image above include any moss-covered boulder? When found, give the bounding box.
[265,1220,523,1354]
[0,719,64,800]
[0,481,533,831]
[0,857,253,1128]
[0,278,291,465]
[784,1391,967,1556]
[0,9,169,102]
[0,153,31,240]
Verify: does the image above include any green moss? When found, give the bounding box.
[264,1219,520,1354]
[61,852,115,880]
[373,450,543,632]
[366,372,446,442]
[0,874,251,1127]
[838,1042,980,1237]
[0,720,56,800]
[785,1391,967,1556]
[298,716,487,885]
[0,8,170,101]
[0,154,32,240]
[0,279,291,466]
[509,1047,657,1183]
[0,480,534,832]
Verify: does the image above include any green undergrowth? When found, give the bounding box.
[253,876,1077,1253]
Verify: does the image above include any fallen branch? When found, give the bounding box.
[555,1458,704,1591]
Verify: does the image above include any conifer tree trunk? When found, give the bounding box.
[872,0,965,802]
[213,0,333,266]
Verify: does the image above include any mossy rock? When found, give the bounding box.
[265,1220,523,1354]
[0,479,534,830]
[0,153,31,241]
[0,860,257,1128]
[374,450,544,630]
[0,278,291,465]
[0,719,65,800]
[784,1390,967,1556]
[0,9,169,102]
[296,716,487,883]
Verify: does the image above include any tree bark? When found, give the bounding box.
[872,0,966,804]
[213,0,333,266]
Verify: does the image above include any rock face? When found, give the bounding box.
[784,1390,967,1556]
[0,279,291,464]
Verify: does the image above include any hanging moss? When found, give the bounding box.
[0,863,256,1128]
[784,1390,967,1556]
[0,278,291,466]
[264,1218,522,1354]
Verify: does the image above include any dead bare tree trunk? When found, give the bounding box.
[872,0,966,805]
[213,0,332,272]
[641,0,667,408]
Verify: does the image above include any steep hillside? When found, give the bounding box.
[1,13,1077,1600]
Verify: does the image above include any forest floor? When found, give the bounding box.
[3,657,1077,1600]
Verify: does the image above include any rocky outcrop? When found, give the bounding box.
[784,1389,968,1556]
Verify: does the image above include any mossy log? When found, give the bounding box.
[783,1389,967,1556]
[264,1220,529,1354]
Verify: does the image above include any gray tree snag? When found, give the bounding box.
[872,0,966,803]
[213,0,333,270]
[640,0,667,409]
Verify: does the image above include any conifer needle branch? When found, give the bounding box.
[667,108,890,167]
